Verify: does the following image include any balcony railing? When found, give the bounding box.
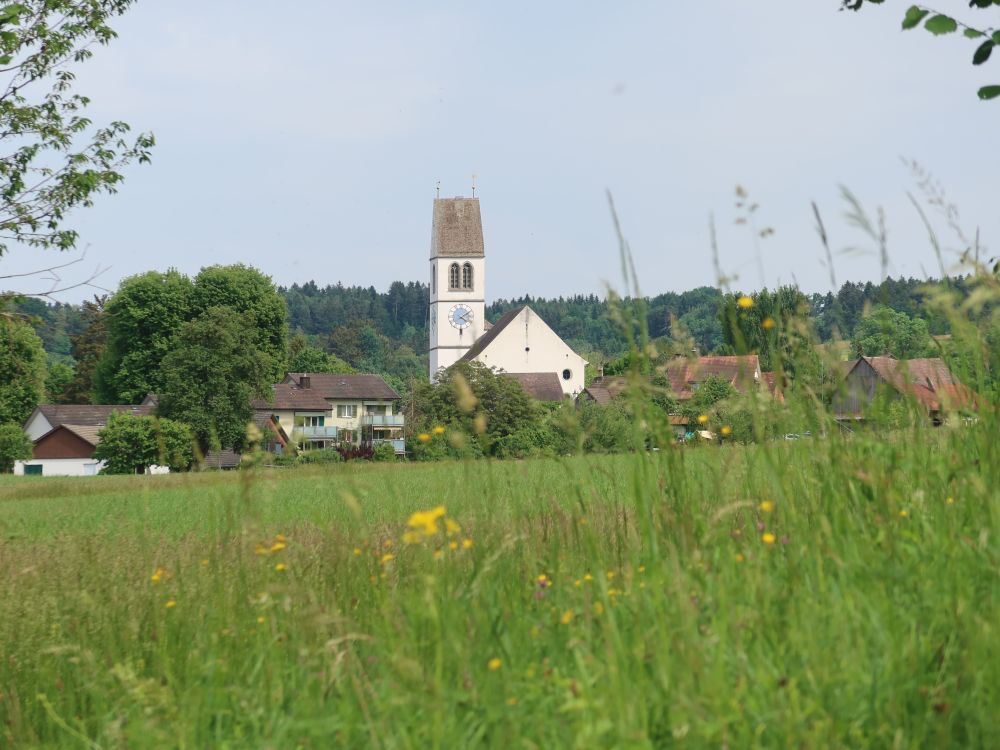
[362,414,405,427]
[296,425,339,438]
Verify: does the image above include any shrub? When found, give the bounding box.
[297,448,343,465]
[372,442,397,462]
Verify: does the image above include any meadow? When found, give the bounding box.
[2,416,999,748]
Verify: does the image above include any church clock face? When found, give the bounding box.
[449,304,474,330]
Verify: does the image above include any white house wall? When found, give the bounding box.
[14,458,105,476]
[24,411,54,442]
[473,307,587,396]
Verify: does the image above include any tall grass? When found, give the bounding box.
[2,185,999,747]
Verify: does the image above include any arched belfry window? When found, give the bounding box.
[462,262,473,290]
[449,263,460,290]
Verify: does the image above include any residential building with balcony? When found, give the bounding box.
[253,373,405,454]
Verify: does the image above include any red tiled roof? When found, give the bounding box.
[34,403,153,428]
[256,373,400,410]
[860,357,979,412]
[663,356,761,401]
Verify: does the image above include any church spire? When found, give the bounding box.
[430,196,484,259]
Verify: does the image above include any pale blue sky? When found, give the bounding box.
[3,0,996,302]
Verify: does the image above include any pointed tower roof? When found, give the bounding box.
[431,197,484,258]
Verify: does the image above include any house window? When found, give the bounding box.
[449,263,460,290]
[366,405,387,416]
[295,415,324,427]
[562,369,572,381]
[462,262,473,290]
[340,429,356,443]
[337,404,357,418]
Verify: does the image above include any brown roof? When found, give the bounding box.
[60,424,102,446]
[502,372,565,402]
[431,197,484,258]
[760,372,785,403]
[577,376,629,406]
[460,306,523,362]
[580,386,612,405]
[34,403,154,429]
[257,373,400,410]
[663,356,760,401]
[857,357,979,412]
[253,413,289,445]
[204,449,241,469]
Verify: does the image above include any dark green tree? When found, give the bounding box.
[0,318,45,424]
[287,333,354,374]
[852,305,934,359]
[0,1,153,261]
[64,296,108,403]
[94,412,194,474]
[0,422,32,472]
[94,270,194,403]
[157,308,277,454]
[190,265,288,381]
[45,359,75,404]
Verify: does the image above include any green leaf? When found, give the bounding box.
[924,15,958,35]
[901,6,929,30]
[964,29,985,39]
[978,85,1000,101]
[973,40,994,65]
[993,31,1000,45]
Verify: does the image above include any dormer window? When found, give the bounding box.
[449,263,460,290]
[462,262,473,290]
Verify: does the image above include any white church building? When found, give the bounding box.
[428,196,586,398]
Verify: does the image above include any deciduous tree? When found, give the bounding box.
[0,317,45,423]
[157,307,277,454]
[93,412,194,474]
[0,422,31,472]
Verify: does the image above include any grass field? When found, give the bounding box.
[2,421,1000,747]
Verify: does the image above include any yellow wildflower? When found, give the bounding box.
[445,518,461,536]
[257,616,266,624]
[255,544,268,556]
[560,609,574,625]
[759,500,775,513]
[353,547,362,556]
[537,574,548,584]
[200,559,209,567]
[380,553,395,564]
[761,532,776,545]
[383,539,393,548]
[638,565,646,573]
[275,533,286,543]
[594,602,604,615]
[462,538,474,550]
[574,579,582,587]
[720,425,732,437]
[762,317,776,330]
[735,553,745,563]
[275,563,286,572]
[417,432,431,443]
[639,581,646,589]
[269,541,286,553]
[433,425,446,435]
[737,295,753,309]
[506,697,518,706]
[432,549,444,560]
[946,497,955,505]
[150,568,165,584]
[488,657,502,671]
[449,540,459,551]
[583,573,593,582]
[697,414,709,425]
[606,570,616,580]
[164,599,176,609]
[407,506,446,536]
[899,510,909,518]
[402,530,422,545]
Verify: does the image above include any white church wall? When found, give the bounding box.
[472,307,587,397]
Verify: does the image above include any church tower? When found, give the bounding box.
[429,197,486,380]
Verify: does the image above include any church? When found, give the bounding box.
[428,195,587,398]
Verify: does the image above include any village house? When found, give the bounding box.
[254,373,405,454]
[16,402,157,476]
[832,356,979,425]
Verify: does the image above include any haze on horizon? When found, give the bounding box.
[1,0,995,304]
